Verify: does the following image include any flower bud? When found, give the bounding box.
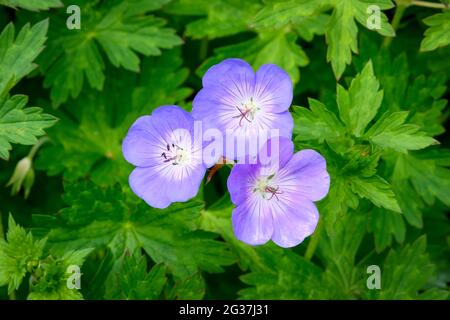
[6,157,35,198]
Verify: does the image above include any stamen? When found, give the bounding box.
[232,97,259,127]
[171,143,183,151]
[264,186,283,201]
[161,141,187,165]
[232,105,252,127]
[163,156,178,163]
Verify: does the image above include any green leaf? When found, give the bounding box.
[130,50,193,118]
[368,207,406,252]
[350,175,401,212]
[0,0,62,11]
[351,46,449,233]
[326,0,395,78]
[168,272,206,300]
[420,11,450,52]
[0,95,57,160]
[407,78,447,137]
[318,210,367,299]
[33,181,234,278]
[184,0,261,39]
[292,14,330,41]
[377,236,444,299]
[365,111,438,153]
[187,0,331,84]
[0,20,57,160]
[317,174,359,234]
[336,61,383,137]
[251,0,327,30]
[34,89,130,186]
[164,0,209,15]
[28,248,92,300]
[320,208,366,267]
[355,49,448,137]
[0,19,48,95]
[199,31,308,84]
[200,194,284,272]
[293,99,346,143]
[106,251,167,300]
[0,215,46,294]
[396,151,450,208]
[326,1,357,79]
[239,251,322,299]
[34,1,182,107]
[380,149,450,232]
[391,176,424,228]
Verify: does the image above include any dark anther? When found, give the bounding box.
[171,143,183,151]
[163,156,177,163]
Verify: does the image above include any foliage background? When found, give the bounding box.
[0,0,449,300]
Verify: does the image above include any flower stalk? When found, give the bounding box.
[5,136,49,199]
[385,1,448,47]
[411,1,448,9]
[304,217,323,261]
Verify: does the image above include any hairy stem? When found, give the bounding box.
[383,4,407,47]
[385,1,448,47]
[304,217,323,261]
[411,1,448,9]
[27,136,49,160]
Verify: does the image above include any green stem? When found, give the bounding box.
[27,136,49,160]
[9,291,16,300]
[411,1,448,9]
[383,4,407,47]
[199,38,209,62]
[0,211,4,240]
[304,217,323,261]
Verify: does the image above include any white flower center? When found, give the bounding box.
[253,174,282,201]
[234,97,260,126]
[161,143,191,166]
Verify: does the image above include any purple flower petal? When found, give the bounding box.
[260,110,294,142]
[122,116,163,167]
[192,85,240,133]
[282,149,330,202]
[129,162,205,209]
[129,166,171,209]
[270,197,319,248]
[254,64,293,113]
[151,105,195,133]
[227,163,260,206]
[258,136,294,174]
[122,106,194,167]
[202,58,254,95]
[232,197,274,246]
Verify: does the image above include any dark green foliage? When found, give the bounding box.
[0,0,448,300]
